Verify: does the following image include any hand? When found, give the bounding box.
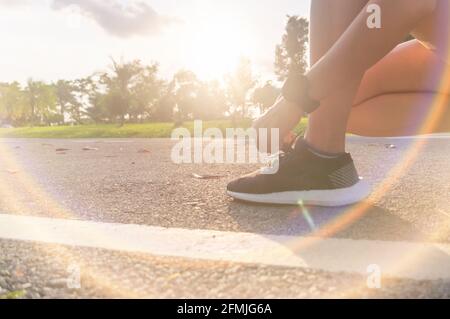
[253,97,304,154]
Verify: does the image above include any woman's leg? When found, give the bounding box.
[305,0,368,154]
[228,0,447,205]
[348,93,450,136]
[306,0,448,152]
[348,40,450,136]
[258,0,441,153]
[307,0,439,100]
[254,0,369,153]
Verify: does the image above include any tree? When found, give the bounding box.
[54,80,80,124]
[24,79,39,124]
[274,15,309,81]
[101,58,143,125]
[24,79,57,125]
[226,57,256,118]
[0,82,26,126]
[129,64,164,122]
[0,56,274,127]
[194,80,227,120]
[76,76,107,124]
[152,92,175,122]
[99,58,163,125]
[170,70,201,122]
[253,81,280,113]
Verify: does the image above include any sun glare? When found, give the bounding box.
[184,17,252,80]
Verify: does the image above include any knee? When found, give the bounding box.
[377,0,437,19]
[409,0,437,16]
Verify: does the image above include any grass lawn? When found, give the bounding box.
[0,119,308,139]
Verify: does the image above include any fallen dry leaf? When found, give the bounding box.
[82,146,99,151]
[191,173,225,180]
[55,148,70,152]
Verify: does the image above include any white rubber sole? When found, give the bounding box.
[227,179,371,207]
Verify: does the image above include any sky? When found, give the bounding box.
[0,0,310,84]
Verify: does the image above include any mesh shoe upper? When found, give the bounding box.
[227,139,360,195]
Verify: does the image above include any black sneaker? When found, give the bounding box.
[227,139,370,206]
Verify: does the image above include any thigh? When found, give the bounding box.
[349,39,450,136]
[348,92,450,136]
[354,40,450,105]
[412,0,450,62]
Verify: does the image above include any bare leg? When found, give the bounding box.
[349,93,450,136]
[256,0,444,153]
[348,40,450,136]
[307,0,449,152]
[228,1,449,205]
[354,41,449,102]
[307,0,438,100]
[255,0,369,153]
[305,0,368,153]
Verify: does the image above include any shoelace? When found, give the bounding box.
[259,148,296,175]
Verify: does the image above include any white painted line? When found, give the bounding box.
[0,213,449,281]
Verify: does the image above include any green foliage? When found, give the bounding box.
[0,82,26,126]
[170,70,201,122]
[168,71,228,122]
[0,120,256,139]
[54,80,81,124]
[24,79,58,125]
[152,94,175,122]
[275,15,309,81]
[252,81,280,112]
[0,17,310,128]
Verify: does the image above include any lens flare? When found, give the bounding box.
[1,14,449,297]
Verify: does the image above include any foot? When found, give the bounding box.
[253,74,321,153]
[253,97,304,153]
[227,139,370,207]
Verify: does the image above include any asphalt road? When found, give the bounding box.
[0,136,449,298]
